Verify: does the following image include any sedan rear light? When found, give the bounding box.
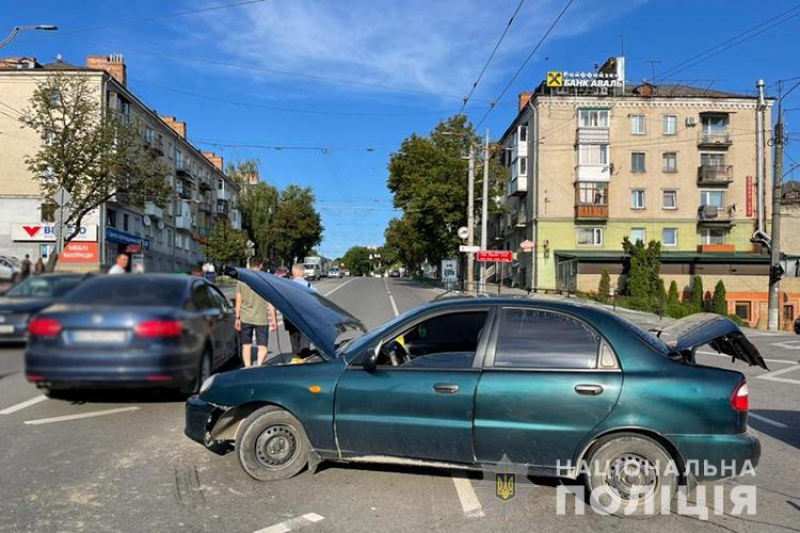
[731,381,749,412]
[134,320,183,338]
[28,317,63,337]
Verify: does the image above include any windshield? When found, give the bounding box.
[335,305,419,357]
[62,276,186,307]
[5,276,83,298]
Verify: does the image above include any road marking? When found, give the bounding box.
[252,513,324,533]
[23,406,140,425]
[772,340,800,350]
[323,278,355,297]
[384,278,400,317]
[0,395,48,415]
[696,350,798,365]
[452,475,484,518]
[749,413,789,429]
[757,364,800,385]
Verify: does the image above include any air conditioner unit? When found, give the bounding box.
[686,116,698,127]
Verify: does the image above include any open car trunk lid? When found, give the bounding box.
[229,268,366,359]
[652,313,768,370]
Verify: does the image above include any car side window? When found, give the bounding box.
[493,308,600,369]
[191,283,214,310]
[207,285,229,310]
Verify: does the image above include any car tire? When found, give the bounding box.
[182,347,212,395]
[584,434,678,517]
[236,406,309,482]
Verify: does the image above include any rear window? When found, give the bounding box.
[5,276,83,298]
[62,276,186,307]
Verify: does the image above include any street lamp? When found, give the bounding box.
[0,25,58,49]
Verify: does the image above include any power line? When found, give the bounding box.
[458,0,527,115]
[191,138,390,152]
[474,0,575,129]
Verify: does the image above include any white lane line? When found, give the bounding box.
[0,395,48,415]
[323,278,355,297]
[384,278,400,317]
[757,363,800,385]
[749,413,789,429]
[23,406,140,426]
[252,513,325,533]
[452,475,484,518]
[696,350,798,365]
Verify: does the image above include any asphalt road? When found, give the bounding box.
[0,277,798,533]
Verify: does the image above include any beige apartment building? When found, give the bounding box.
[0,54,241,272]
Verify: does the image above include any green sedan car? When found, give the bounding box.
[185,268,767,516]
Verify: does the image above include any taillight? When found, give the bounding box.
[134,320,183,338]
[28,317,63,337]
[731,381,749,412]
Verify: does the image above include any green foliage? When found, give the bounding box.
[621,238,662,310]
[202,219,248,265]
[384,217,424,274]
[712,280,728,315]
[598,270,611,302]
[667,280,680,306]
[239,180,279,261]
[728,313,744,326]
[665,303,690,319]
[271,185,323,266]
[690,276,705,311]
[341,246,372,276]
[655,278,667,315]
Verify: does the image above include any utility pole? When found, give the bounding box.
[756,80,767,234]
[480,129,490,292]
[466,145,475,293]
[768,83,786,331]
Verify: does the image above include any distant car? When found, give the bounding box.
[328,267,342,279]
[274,266,289,278]
[25,274,238,397]
[0,256,20,282]
[794,317,800,334]
[341,269,351,277]
[186,270,766,517]
[389,270,401,278]
[0,274,90,343]
[303,263,319,281]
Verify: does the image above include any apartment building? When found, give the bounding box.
[0,54,241,273]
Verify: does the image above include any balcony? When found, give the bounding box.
[697,204,735,226]
[175,213,193,230]
[576,127,609,145]
[697,165,733,185]
[144,202,163,219]
[575,183,609,220]
[698,130,732,148]
[512,210,527,228]
[575,204,609,220]
[216,199,230,217]
[575,164,611,182]
[176,159,193,177]
[508,176,527,196]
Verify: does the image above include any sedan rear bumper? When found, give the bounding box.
[670,432,761,482]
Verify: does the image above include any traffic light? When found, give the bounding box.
[770,263,785,284]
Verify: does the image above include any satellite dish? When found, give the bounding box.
[143,215,152,227]
[157,220,165,230]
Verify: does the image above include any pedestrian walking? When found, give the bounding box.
[108,253,129,274]
[235,260,278,367]
[202,261,216,283]
[285,263,317,356]
[33,257,45,275]
[19,254,32,280]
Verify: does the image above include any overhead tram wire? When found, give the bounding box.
[458,0,527,116]
[474,0,575,129]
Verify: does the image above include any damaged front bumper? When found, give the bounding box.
[184,395,229,454]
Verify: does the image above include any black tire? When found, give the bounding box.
[235,406,309,481]
[182,347,212,395]
[584,434,678,517]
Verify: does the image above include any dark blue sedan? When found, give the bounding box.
[25,274,238,396]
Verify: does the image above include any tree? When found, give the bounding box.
[20,73,172,270]
[655,277,667,315]
[712,280,728,315]
[690,275,705,311]
[598,270,611,302]
[621,238,662,310]
[272,185,323,266]
[667,280,680,306]
[387,115,507,267]
[202,219,248,266]
[384,216,424,274]
[341,246,372,276]
[226,158,259,185]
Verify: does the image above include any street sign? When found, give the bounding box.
[477,250,513,263]
[520,239,534,251]
[459,245,480,253]
[53,187,71,207]
[457,226,469,240]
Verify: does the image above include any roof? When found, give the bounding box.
[626,82,754,99]
[555,250,769,264]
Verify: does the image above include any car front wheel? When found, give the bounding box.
[584,434,678,517]
[236,406,309,481]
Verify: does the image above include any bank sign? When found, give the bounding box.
[546,70,624,88]
[12,224,98,242]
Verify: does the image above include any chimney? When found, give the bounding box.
[86,53,127,86]
[203,152,223,171]
[518,92,533,111]
[160,115,187,139]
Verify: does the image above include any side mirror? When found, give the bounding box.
[363,345,380,372]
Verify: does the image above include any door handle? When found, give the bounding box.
[575,384,604,396]
[433,383,459,394]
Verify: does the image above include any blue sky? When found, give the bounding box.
[4,0,800,258]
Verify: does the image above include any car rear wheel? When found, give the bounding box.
[182,348,212,395]
[236,406,309,481]
[584,434,678,517]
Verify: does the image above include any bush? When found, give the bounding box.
[667,280,680,306]
[598,270,611,303]
[712,280,727,315]
[728,313,745,326]
[666,303,690,319]
[690,276,704,311]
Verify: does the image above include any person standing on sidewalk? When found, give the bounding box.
[19,254,32,280]
[235,260,278,367]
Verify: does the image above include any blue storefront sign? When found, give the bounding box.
[105,227,151,251]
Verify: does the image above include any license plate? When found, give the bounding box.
[0,325,14,334]
[73,330,127,344]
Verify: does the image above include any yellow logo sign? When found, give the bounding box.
[546,71,563,87]
[496,472,516,501]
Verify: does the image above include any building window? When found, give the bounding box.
[519,125,528,142]
[631,152,646,173]
[577,227,603,246]
[700,190,725,207]
[700,228,726,245]
[217,179,223,191]
[631,189,646,210]
[735,302,751,322]
[107,209,117,228]
[662,228,678,246]
[663,115,677,135]
[662,190,677,209]
[577,182,608,205]
[123,213,129,232]
[631,115,646,135]
[176,151,184,170]
[144,127,154,144]
[578,144,609,166]
[579,109,609,128]
[702,114,728,134]
[630,228,646,244]
[518,156,528,176]
[662,152,678,172]
[48,89,62,107]
[701,153,726,168]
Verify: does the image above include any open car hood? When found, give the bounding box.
[230,268,366,359]
[652,313,768,370]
